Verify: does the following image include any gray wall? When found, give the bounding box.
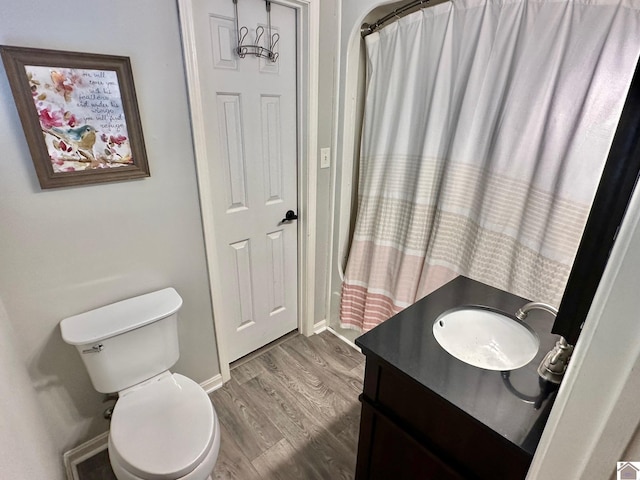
[0,0,218,455]
[0,298,64,479]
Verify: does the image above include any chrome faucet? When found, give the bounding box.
[516,302,574,384]
[515,301,558,320]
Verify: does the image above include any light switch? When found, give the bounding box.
[320,147,330,169]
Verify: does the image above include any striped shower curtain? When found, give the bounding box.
[340,0,640,332]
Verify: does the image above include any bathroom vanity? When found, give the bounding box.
[354,276,558,479]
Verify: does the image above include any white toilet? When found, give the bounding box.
[60,288,220,480]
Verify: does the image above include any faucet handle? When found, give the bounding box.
[539,336,574,382]
[514,302,573,384]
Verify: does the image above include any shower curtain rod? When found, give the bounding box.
[361,0,431,37]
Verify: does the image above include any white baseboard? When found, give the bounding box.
[313,319,327,334]
[62,373,224,479]
[199,373,224,394]
[326,326,362,353]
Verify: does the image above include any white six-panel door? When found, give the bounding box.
[192,0,298,362]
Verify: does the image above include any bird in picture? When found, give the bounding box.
[48,124,97,161]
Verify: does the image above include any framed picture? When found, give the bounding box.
[0,45,149,189]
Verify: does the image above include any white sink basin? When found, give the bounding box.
[432,306,539,371]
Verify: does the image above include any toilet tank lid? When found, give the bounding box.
[60,288,183,346]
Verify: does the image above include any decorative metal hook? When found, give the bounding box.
[237,26,249,57]
[270,33,280,61]
[232,0,280,62]
[254,26,265,48]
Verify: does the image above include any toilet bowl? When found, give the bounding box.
[60,288,220,480]
[108,372,220,480]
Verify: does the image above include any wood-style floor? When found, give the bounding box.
[76,331,365,480]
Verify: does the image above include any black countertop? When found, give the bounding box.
[355,276,558,457]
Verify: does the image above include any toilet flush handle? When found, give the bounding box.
[82,344,104,354]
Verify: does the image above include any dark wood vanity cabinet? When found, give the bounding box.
[353,277,556,480]
[355,355,532,480]
[358,400,464,480]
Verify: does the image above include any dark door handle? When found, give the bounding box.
[282,210,298,222]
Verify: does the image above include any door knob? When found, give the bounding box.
[282,210,298,222]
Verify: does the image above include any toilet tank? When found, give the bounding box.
[60,288,182,393]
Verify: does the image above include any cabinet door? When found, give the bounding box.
[358,402,466,480]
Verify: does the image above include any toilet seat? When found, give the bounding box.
[109,372,215,480]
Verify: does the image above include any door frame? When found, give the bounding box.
[178,0,319,381]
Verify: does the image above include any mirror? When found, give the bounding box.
[554,61,640,344]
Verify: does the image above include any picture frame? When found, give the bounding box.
[0,45,149,189]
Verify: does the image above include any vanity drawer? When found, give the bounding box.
[356,400,465,480]
[363,357,531,479]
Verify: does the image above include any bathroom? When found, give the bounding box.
[1,0,640,479]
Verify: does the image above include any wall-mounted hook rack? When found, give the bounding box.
[233,0,279,62]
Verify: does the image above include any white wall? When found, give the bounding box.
[621,427,640,468]
[0,298,64,479]
[0,0,219,459]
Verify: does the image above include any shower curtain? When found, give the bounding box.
[340,0,640,332]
